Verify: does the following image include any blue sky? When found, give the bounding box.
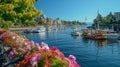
[35,0,120,23]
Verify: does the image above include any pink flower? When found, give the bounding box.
[31,53,41,61]
[18,48,26,52]
[8,51,14,59]
[40,48,49,52]
[68,55,76,61]
[31,61,37,67]
[32,56,37,61]
[50,46,64,59]
[69,63,74,67]
[50,46,59,51]
[36,43,41,50]
[69,61,80,67]
[12,48,18,55]
[41,42,49,49]
[26,44,31,51]
[36,53,41,60]
[31,40,36,46]
[68,55,80,67]
[24,52,30,59]
[31,53,41,67]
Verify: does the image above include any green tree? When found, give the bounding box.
[106,12,116,23]
[0,0,42,29]
[0,18,14,29]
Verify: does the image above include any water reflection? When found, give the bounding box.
[82,38,119,47]
[95,40,108,47]
[93,39,120,61]
[71,35,81,40]
[23,32,46,43]
[38,32,46,40]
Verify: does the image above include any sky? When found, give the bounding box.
[35,0,120,23]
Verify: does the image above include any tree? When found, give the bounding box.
[106,12,116,23]
[0,0,42,28]
[93,12,103,28]
[0,18,14,29]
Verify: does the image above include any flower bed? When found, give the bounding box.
[0,29,80,67]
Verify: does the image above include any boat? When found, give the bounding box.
[71,30,82,36]
[102,29,119,40]
[82,29,107,39]
[93,30,107,40]
[32,26,46,33]
[71,28,82,36]
[24,26,46,33]
[24,29,33,33]
[82,29,95,39]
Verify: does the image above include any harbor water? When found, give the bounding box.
[23,27,120,67]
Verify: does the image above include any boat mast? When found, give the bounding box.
[84,17,87,28]
[97,10,100,30]
[85,17,87,23]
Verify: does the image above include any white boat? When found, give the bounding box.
[71,28,82,36]
[103,30,119,39]
[33,26,46,33]
[71,31,82,36]
[107,33,119,39]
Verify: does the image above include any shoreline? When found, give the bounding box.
[9,27,34,31]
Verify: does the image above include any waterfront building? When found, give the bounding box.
[53,18,62,28]
[114,12,120,21]
[35,15,62,26]
[54,18,62,25]
[35,14,47,24]
[56,18,62,25]
[46,18,54,26]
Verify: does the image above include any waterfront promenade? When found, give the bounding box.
[10,27,34,31]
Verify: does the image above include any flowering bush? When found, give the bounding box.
[0,29,80,67]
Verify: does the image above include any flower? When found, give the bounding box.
[68,55,76,61]
[26,44,31,51]
[50,46,59,51]
[18,48,26,52]
[68,55,80,67]
[50,46,65,59]
[8,51,14,59]
[12,48,19,55]
[12,36,16,40]
[0,29,80,67]
[41,42,49,49]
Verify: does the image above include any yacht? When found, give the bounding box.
[71,28,82,36]
[71,30,82,36]
[33,26,46,33]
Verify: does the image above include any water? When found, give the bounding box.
[23,27,120,67]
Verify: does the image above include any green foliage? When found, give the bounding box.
[93,12,119,28]
[37,52,68,67]
[62,20,85,26]
[0,18,14,29]
[0,0,42,29]
[50,56,68,67]
[38,20,46,25]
